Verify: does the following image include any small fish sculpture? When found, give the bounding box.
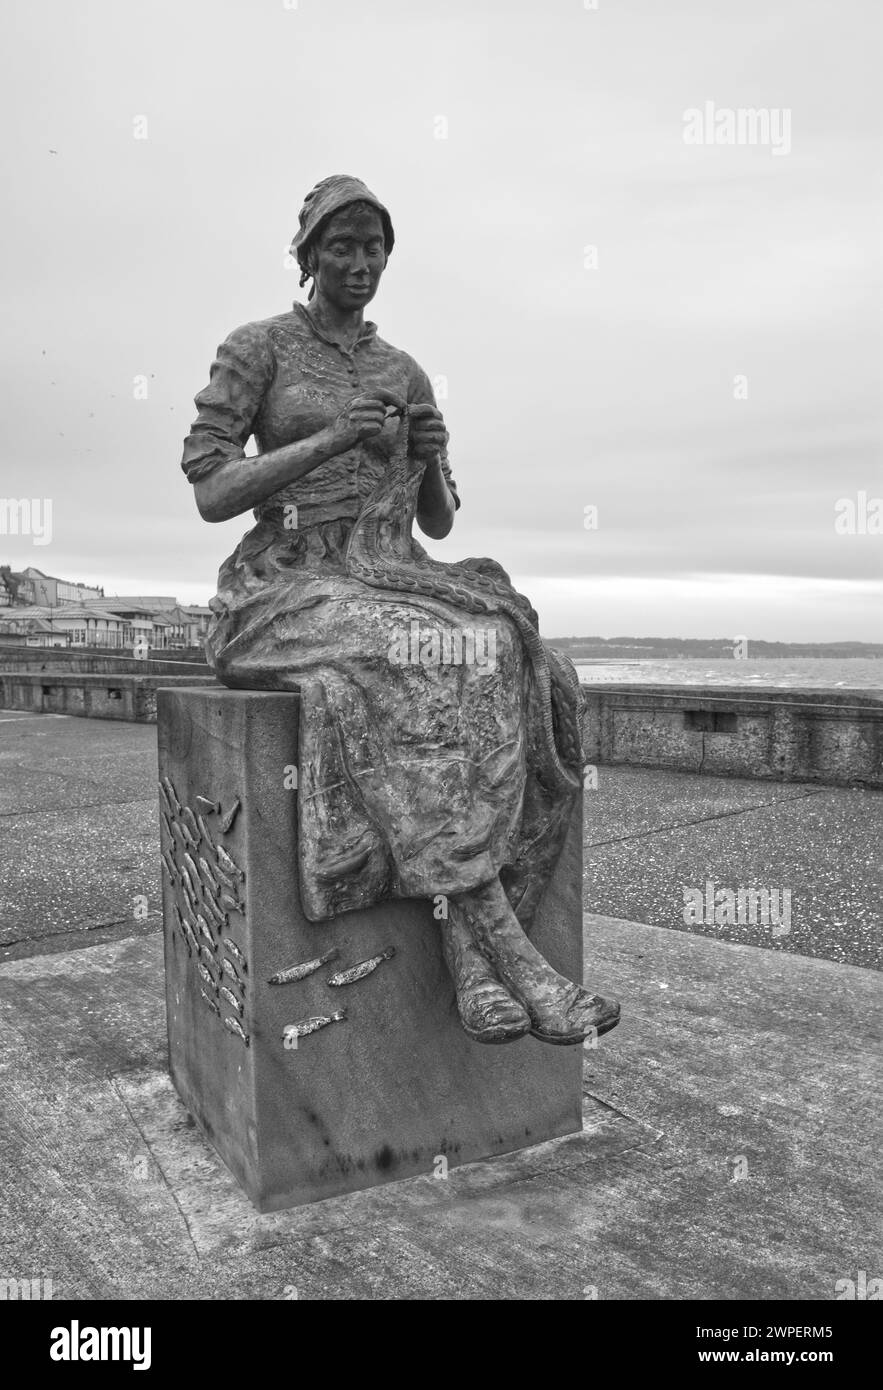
[160,850,177,884]
[160,776,181,815]
[195,796,219,814]
[283,1010,347,1042]
[182,852,200,889]
[158,781,175,818]
[172,906,189,950]
[221,956,244,988]
[219,797,241,834]
[201,892,226,930]
[223,1015,249,1046]
[269,947,339,986]
[219,891,244,915]
[222,938,248,970]
[182,807,202,843]
[214,864,237,891]
[197,962,216,989]
[196,815,215,848]
[216,845,244,880]
[219,985,243,1016]
[200,988,219,1015]
[181,919,199,957]
[199,856,219,891]
[199,942,215,963]
[181,822,198,849]
[196,915,215,947]
[327,948,395,987]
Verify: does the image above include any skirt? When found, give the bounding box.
[205,515,578,924]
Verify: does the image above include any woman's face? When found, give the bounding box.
[311,205,387,311]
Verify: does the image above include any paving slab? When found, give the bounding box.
[0,802,161,950]
[584,767,882,969]
[0,714,161,957]
[0,917,878,1300]
[583,763,820,845]
[0,713,158,814]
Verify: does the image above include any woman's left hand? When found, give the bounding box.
[408,403,448,461]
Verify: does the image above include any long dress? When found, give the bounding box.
[181,303,583,925]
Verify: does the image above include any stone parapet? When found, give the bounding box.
[581,684,883,787]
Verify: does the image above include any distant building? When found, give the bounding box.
[0,566,22,607]
[181,605,212,646]
[14,567,105,607]
[0,571,212,650]
[0,605,128,648]
[93,597,205,649]
[94,598,212,648]
[0,601,177,651]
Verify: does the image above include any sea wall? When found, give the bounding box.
[0,673,217,723]
[580,684,883,788]
[0,645,208,676]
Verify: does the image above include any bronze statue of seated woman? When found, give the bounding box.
[181,174,620,1048]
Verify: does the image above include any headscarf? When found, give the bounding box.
[290,175,395,296]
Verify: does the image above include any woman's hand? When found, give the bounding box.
[408,403,448,461]
[330,388,405,452]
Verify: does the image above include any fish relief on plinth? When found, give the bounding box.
[159,774,250,1046]
[270,943,396,1048]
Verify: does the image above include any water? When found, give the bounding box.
[575,656,883,690]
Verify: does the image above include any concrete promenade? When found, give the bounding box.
[0,711,879,1299]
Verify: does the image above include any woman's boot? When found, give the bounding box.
[439,906,531,1043]
[455,879,620,1045]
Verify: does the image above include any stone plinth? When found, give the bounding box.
[157,687,583,1212]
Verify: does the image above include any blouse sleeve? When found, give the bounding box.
[180,323,276,484]
[407,364,461,510]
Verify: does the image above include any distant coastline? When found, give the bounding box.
[550,637,883,661]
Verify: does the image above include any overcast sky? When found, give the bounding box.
[1,0,880,639]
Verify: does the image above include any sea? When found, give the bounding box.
[574,657,883,691]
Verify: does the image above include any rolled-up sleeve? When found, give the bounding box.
[407,365,460,510]
[181,323,275,484]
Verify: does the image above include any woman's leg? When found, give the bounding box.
[449,878,620,1045]
[439,908,531,1043]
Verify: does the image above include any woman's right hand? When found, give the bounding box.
[330,388,405,452]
